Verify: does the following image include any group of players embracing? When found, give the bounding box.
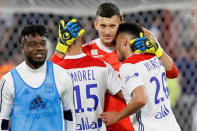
[0,2,181,131]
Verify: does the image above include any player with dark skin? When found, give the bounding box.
[21,32,48,69]
[0,25,75,131]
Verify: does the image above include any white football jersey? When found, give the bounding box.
[56,53,121,131]
[120,54,181,131]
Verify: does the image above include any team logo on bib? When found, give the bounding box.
[29,95,47,110]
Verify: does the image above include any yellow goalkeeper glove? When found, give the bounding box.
[55,19,85,54]
[130,32,163,58]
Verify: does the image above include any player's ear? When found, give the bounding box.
[120,14,124,24]
[122,37,128,46]
[81,35,85,43]
[21,44,24,53]
[94,20,98,30]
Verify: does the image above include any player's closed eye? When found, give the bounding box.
[28,41,37,47]
[41,41,47,47]
[100,24,106,28]
[109,25,116,28]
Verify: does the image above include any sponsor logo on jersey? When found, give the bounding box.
[92,55,104,58]
[29,95,47,110]
[155,104,170,119]
[91,49,98,56]
[76,117,102,130]
[125,73,139,84]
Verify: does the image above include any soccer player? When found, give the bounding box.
[100,23,181,131]
[51,19,125,130]
[0,24,75,131]
[51,2,178,131]
[51,2,178,130]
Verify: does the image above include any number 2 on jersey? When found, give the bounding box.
[74,84,99,113]
[150,72,169,104]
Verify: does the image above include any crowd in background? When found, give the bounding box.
[0,9,197,131]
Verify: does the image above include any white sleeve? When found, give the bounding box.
[0,73,14,131]
[53,64,75,131]
[120,63,144,95]
[105,63,121,95]
[61,72,76,131]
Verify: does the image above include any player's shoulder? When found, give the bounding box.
[83,38,99,46]
[52,62,70,77]
[0,66,16,88]
[52,61,68,71]
[123,53,155,64]
[51,62,73,92]
[82,38,99,49]
[1,71,12,82]
[80,55,107,68]
[2,62,23,81]
[119,63,134,73]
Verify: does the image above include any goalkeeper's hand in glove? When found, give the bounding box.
[55,19,85,54]
[130,32,163,58]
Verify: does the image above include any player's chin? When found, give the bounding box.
[33,56,46,61]
[33,56,47,64]
[32,59,46,67]
[103,39,114,45]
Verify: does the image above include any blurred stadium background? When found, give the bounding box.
[0,0,197,130]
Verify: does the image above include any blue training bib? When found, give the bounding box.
[10,61,63,131]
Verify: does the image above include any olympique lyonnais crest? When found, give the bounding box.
[91,49,98,56]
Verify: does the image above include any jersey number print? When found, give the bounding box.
[150,72,169,104]
[74,84,99,113]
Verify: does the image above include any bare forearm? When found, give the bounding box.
[143,28,174,71]
[50,52,65,63]
[55,51,65,58]
[159,52,173,71]
[119,99,144,120]
[119,86,147,120]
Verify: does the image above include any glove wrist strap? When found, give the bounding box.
[155,48,163,58]
[55,42,68,54]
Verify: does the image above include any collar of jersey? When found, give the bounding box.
[96,38,115,53]
[64,53,87,59]
[23,61,47,73]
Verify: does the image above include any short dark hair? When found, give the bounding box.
[96,2,120,18]
[19,24,47,45]
[117,23,144,38]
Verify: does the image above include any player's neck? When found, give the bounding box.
[99,40,115,53]
[67,44,83,56]
[125,49,133,60]
[25,60,44,70]
[101,41,114,48]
